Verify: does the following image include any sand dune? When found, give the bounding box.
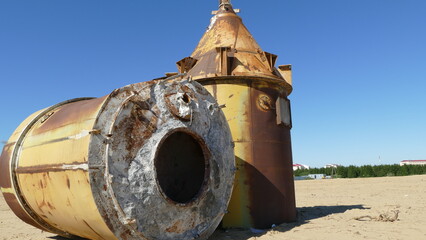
[2,175,426,240]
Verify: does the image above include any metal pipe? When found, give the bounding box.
[0,79,235,240]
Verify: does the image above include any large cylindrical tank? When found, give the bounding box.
[202,79,294,229]
[176,1,296,229]
[0,79,235,240]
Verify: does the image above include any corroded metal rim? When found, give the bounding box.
[88,80,235,240]
[194,76,292,96]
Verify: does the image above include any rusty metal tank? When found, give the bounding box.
[0,78,235,240]
[175,0,296,229]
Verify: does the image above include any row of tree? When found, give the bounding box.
[294,164,426,178]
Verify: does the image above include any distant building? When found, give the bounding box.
[294,176,309,181]
[400,160,426,166]
[308,174,325,180]
[324,164,341,168]
[293,164,310,171]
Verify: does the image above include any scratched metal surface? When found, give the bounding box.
[0,78,235,240]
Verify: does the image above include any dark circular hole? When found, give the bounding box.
[155,131,207,203]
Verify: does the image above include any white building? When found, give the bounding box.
[400,160,426,166]
[293,164,310,171]
[324,164,341,168]
[308,174,325,180]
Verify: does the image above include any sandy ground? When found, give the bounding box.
[1,175,426,240]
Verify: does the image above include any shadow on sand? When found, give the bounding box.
[210,204,368,240]
[48,205,368,240]
[48,236,87,240]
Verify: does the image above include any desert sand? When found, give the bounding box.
[1,175,426,240]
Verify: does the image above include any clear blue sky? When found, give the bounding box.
[1,0,425,168]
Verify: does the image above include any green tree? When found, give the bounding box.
[397,165,409,176]
[360,165,375,177]
[347,165,359,178]
[336,166,348,178]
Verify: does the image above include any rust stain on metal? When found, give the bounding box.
[177,2,293,96]
[119,229,132,240]
[1,78,234,240]
[0,141,53,231]
[175,1,296,229]
[66,177,71,189]
[37,198,56,211]
[90,79,233,240]
[247,87,296,228]
[2,192,44,229]
[165,220,184,233]
[0,146,12,188]
[256,94,274,111]
[33,97,105,135]
[47,202,55,210]
[173,0,292,94]
[110,97,158,164]
[0,97,108,238]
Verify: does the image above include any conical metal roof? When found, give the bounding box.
[177,0,292,94]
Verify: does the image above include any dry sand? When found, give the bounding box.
[1,175,426,240]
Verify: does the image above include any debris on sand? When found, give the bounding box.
[354,210,399,222]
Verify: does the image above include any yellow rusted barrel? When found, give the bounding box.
[0,79,235,240]
[175,1,296,229]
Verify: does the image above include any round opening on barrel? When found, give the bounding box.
[155,130,208,204]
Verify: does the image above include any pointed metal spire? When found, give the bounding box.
[177,0,291,94]
[213,0,239,15]
[219,0,232,7]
